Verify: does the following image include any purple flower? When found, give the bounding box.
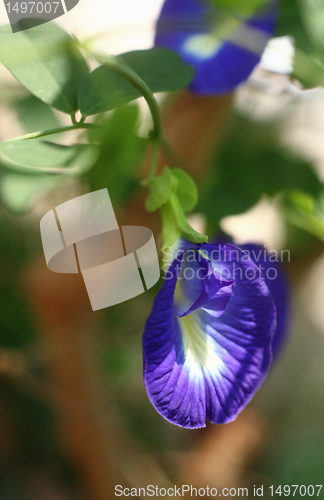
[143,240,282,429]
[155,0,278,95]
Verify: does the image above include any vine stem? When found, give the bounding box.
[149,140,160,180]
[1,51,165,179]
[84,52,185,177]
[91,53,164,180]
[87,51,163,143]
[0,123,96,146]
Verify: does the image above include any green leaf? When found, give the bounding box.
[0,140,99,175]
[12,94,61,134]
[0,22,90,114]
[171,168,198,212]
[145,167,173,212]
[79,48,195,116]
[0,172,64,214]
[119,48,195,92]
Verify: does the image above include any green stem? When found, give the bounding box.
[71,114,78,126]
[85,50,162,142]
[149,140,160,180]
[88,50,189,176]
[0,124,96,146]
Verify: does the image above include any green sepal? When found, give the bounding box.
[160,191,208,253]
[145,164,207,247]
[160,196,182,252]
[171,168,198,212]
[168,193,208,245]
[145,167,173,212]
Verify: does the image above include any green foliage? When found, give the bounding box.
[200,115,323,221]
[0,172,64,214]
[0,22,90,114]
[154,168,207,247]
[145,167,198,214]
[86,105,146,208]
[276,0,312,54]
[145,167,173,212]
[0,140,99,174]
[277,0,324,87]
[0,21,196,222]
[160,198,182,252]
[0,140,99,213]
[12,95,61,134]
[2,16,324,245]
[79,48,195,116]
[283,191,324,241]
[144,163,204,245]
[171,168,198,212]
[167,192,207,244]
[299,0,324,52]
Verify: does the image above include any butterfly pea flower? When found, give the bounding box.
[143,240,287,429]
[155,0,278,95]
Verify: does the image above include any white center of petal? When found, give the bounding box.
[183,33,222,59]
[180,312,223,374]
[183,16,241,59]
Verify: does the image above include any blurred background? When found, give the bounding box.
[1,0,324,498]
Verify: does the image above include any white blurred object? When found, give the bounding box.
[234,37,296,122]
[220,197,285,250]
[259,36,295,75]
[40,189,160,311]
[0,0,164,53]
[57,0,164,54]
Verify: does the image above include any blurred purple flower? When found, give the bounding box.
[143,240,287,429]
[155,0,278,95]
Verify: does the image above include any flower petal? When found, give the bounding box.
[240,243,289,357]
[155,0,278,94]
[174,248,233,317]
[143,242,276,428]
